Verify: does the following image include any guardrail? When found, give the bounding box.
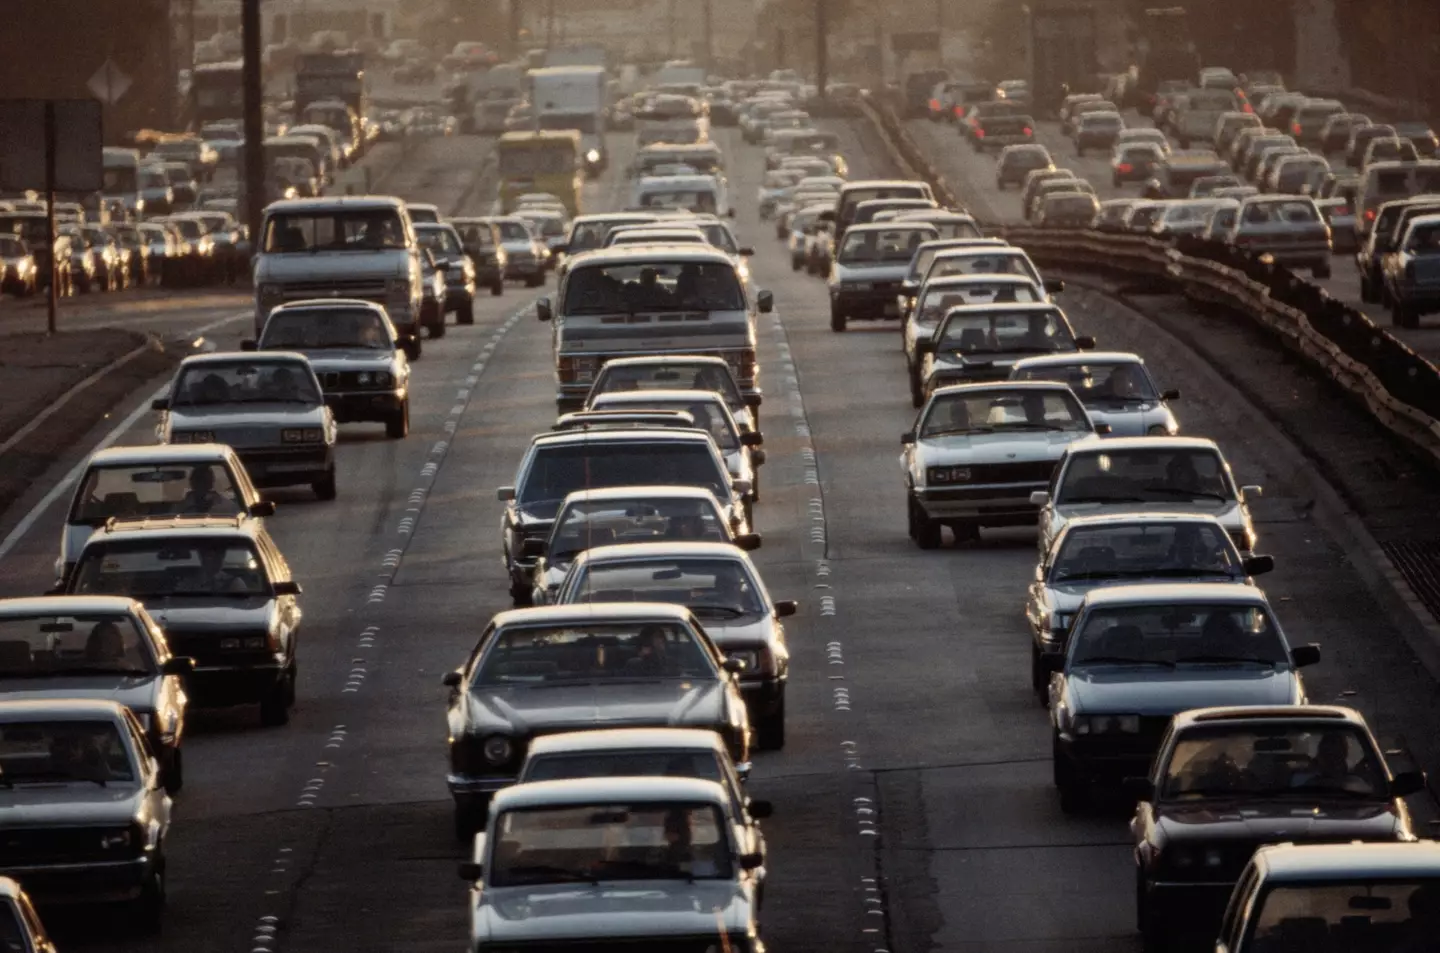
[854,91,1440,468]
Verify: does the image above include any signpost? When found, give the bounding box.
[0,99,103,334]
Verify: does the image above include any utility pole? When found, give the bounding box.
[242,0,266,249]
[816,0,829,97]
[703,0,713,70]
[668,0,677,59]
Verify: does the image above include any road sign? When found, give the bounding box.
[891,32,940,54]
[87,59,133,106]
[0,99,103,193]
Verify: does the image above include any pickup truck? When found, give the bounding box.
[1381,211,1440,328]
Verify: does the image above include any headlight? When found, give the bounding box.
[260,282,283,301]
[175,430,215,444]
[728,649,762,673]
[374,371,393,386]
[99,828,133,850]
[1073,714,1141,735]
[482,735,514,765]
[282,428,324,443]
[585,149,601,163]
[927,465,973,484]
[357,372,372,385]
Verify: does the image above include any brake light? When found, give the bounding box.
[954,106,964,117]
[1365,209,1376,221]
[929,98,940,111]
[975,129,985,138]
[1291,122,1301,135]
[1117,163,1133,173]
[1336,206,1350,216]
[1242,103,1253,114]
[558,356,576,383]
[1022,127,1032,135]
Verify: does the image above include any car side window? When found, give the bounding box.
[1219,863,1259,951]
[123,711,155,772]
[464,624,497,677]
[256,532,288,583]
[1048,453,1068,496]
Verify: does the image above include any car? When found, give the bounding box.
[0,699,171,931]
[62,516,302,726]
[1026,178,1096,220]
[971,111,1036,152]
[827,222,940,331]
[555,212,660,257]
[1113,142,1167,186]
[1152,199,1237,238]
[56,443,273,586]
[897,238,1015,320]
[492,216,548,287]
[1346,123,1397,168]
[550,409,703,434]
[0,233,38,297]
[1381,212,1440,328]
[1319,112,1370,155]
[996,144,1055,189]
[1214,842,1440,953]
[1048,584,1320,811]
[1145,153,1234,199]
[247,299,412,438]
[414,221,477,326]
[1116,128,1171,153]
[497,429,750,604]
[1224,195,1333,278]
[1009,351,1180,436]
[1020,167,1078,211]
[0,876,54,952]
[1316,196,1359,253]
[1214,112,1263,157]
[1131,705,1424,949]
[153,352,338,499]
[451,217,508,296]
[1073,111,1125,155]
[523,485,759,603]
[1188,174,1245,198]
[1361,136,1421,169]
[587,389,764,496]
[442,604,753,837]
[916,301,1094,398]
[1036,192,1101,228]
[1024,513,1273,696]
[889,208,982,240]
[1033,435,1262,556]
[901,381,1102,549]
[458,778,763,949]
[785,203,830,270]
[584,355,759,433]
[1095,199,1142,232]
[1394,120,1439,157]
[554,541,797,748]
[0,595,195,792]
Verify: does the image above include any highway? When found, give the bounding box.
[1,118,1438,953]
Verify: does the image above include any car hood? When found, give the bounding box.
[0,783,146,826]
[687,614,773,651]
[258,252,409,280]
[931,349,1067,373]
[288,348,397,369]
[168,405,327,428]
[916,430,1082,465]
[1154,800,1403,843]
[1047,576,1245,612]
[140,596,276,632]
[1068,666,1298,714]
[465,679,729,734]
[1083,402,1175,436]
[0,675,160,713]
[475,881,751,942]
[832,261,910,280]
[1056,500,1244,527]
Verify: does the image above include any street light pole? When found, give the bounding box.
[816,0,829,97]
[242,0,266,250]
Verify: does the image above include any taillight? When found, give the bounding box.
[1117,163,1133,173]
[1291,122,1301,135]
[975,129,985,138]
[954,106,964,117]
[1022,127,1032,135]
[1336,206,1350,215]
[1365,209,1376,221]
[557,356,576,383]
[1243,104,1253,114]
[929,98,940,111]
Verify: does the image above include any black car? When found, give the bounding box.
[997,144,1055,189]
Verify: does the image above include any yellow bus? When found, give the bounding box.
[496,130,583,216]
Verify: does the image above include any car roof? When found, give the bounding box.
[1174,704,1363,731]
[1012,351,1142,368]
[527,727,725,758]
[564,245,734,267]
[939,302,1059,318]
[923,273,1038,287]
[271,298,388,314]
[931,380,1076,399]
[531,427,714,449]
[557,485,720,504]
[0,698,130,722]
[843,222,939,234]
[0,595,143,618]
[598,355,732,370]
[574,540,751,563]
[87,514,260,543]
[1081,582,1268,607]
[1255,842,1440,881]
[86,443,237,466]
[178,350,312,367]
[571,213,661,224]
[841,179,930,190]
[490,602,696,631]
[591,389,726,405]
[492,776,729,812]
[1059,512,1229,532]
[263,196,406,213]
[1069,434,1220,453]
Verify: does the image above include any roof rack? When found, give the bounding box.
[103,513,248,533]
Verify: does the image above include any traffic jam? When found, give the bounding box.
[1,40,1439,953]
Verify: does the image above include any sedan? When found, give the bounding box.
[1010,351,1179,436]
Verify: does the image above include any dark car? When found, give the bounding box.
[1394,120,1439,157]
[1145,154,1234,199]
[997,144,1054,189]
[1112,143,1166,186]
[971,112,1034,153]
[1131,706,1423,950]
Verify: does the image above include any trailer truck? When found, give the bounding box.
[528,66,608,177]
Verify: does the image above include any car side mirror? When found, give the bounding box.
[1123,776,1154,802]
[727,208,736,219]
[901,431,915,445]
[774,599,797,618]
[1161,388,1180,401]
[1075,335,1096,350]
[747,799,774,819]
[273,580,302,596]
[1030,490,1051,506]
[739,851,764,870]
[151,397,169,411]
[752,448,767,466]
[739,247,755,256]
[497,486,516,501]
[535,297,553,322]
[1240,484,1263,500]
[722,656,748,674]
[1093,422,1112,435]
[249,500,277,518]
[442,670,463,688]
[519,537,545,559]
[161,657,195,676]
[1241,554,1275,576]
[756,290,774,313]
[1289,643,1321,668]
[458,861,483,882]
[732,479,752,497]
[741,431,764,447]
[1390,769,1427,799]
[241,339,258,351]
[734,533,762,551]
[1044,278,1066,293]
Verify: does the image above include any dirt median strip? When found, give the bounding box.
[0,329,179,518]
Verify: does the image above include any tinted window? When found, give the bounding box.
[72,537,271,598]
[474,622,715,683]
[1072,603,1287,665]
[1050,521,1238,581]
[172,360,320,406]
[71,463,243,524]
[0,613,154,676]
[562,261,744,313]
[261,307,391,349]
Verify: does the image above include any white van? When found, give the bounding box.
[102,148,143,217]
[631,174,731,218]
[1357,160,1440,235]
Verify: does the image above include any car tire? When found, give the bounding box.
[260,666,295,727]
[163,747,184,795]
[1313,262,1332,279]
[510,578,533,607]
[908,365,924,408]
[454,798,489,842]
[404,336,422,360]
[951,521,981,545]
[490,278,504,296]
[428,313,447,339]
[757,690,786,751]
[313,466,338,501]
[1053,736,1085,814]
[914,504,941,550]
[130,858,165,935]
[458,299,475,325]
[525,273,545,288]
[1030,645,1048,701]
[386,400,410,439]
[791,256,802,272]
[1137,869,1168,952]
[830,307,846,332]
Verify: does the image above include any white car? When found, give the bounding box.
[1009,351,1180,436]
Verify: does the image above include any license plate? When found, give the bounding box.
[883,303,899,316]
[265,462,316,473]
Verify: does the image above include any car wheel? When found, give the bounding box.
[458,299,475,325]
[1359,274,1375,302]
[428,312,447,339]
[908,365,924,408]
[1313,262,1332,279]
[260,666,295,726]
[404,336,422,360]
[757,690,786,750]
[525,273,545,288]
[750,468,761,503]
[830,307,846,332]
[791,256,802,272]
[509,578,534,607]
[163,747,184,795]
[312,466,338,501]
[1053,735,1085,814]
[130,857,165,935]
[914,504,941,550]
[386,400,410,439]
[490,278,504,296]
[454,798,489,842]
[1030,645,1048,701]
[951,520,981,545]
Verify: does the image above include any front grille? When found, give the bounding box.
[166,629,272,667]
[318,370,389,390]
[935,366,1011,383]
[0,827,127,865]
[237,446,327,467]
[964,460,1058,484]
[281,279,388,299]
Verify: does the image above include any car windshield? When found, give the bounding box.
[1248,879,1440,950]
[261,307,391,350]
[473,621,715,684]
[562,262,745,314]
[592,363,745,412]
[172,360,320,406]
[568,557,766,618]
[489,802,733,886]
[520,444,729,506]
[0,614,154,677]
[1058,447,1235,504]
[1163,724,1387,800]
[921,390,1090,437]
[1070,602,1288,666]
[0,720,134,785]
[1242,200,1320,225]
[263,209,407,251]
[549,499,727,559]
[71,462,244,524]
[71,538,271,598]
[1050,522,1240,582]
[935,308,1076,354]
[926,252,1041,284]
[417,227,463,256]
[839,228,933,263]
[1013,360,1159,404]
[638,189,718,213]
[568,218,654,252]
[523,750,725,786]
[918,282,1043,321]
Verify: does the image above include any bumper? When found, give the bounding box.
[913,486,1044,525]
[1143,879,1236,926]
[325,390,405,422]
[741,677,785,715]
[979,136,1034,149]
[236,446,333,487]
[189,660,289,705]
[448,772,516,799]
[1055,733,1155,785]
[1245,243,1330,264]
[504,259,544,279]
[831,287,902,319]
[1,855,154,904]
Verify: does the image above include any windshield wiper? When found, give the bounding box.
[1053,570,1126,581]
[1000,422,1081,432]
[1058,495,1146,504]
[228,396,318,405]
[1091,395,1155,404]
[1282,784,1381,799]
[922,426,996,437]
[1174,654,1275,666]
[1140,485,1232,503]
[690,605,746,618]
[1074,655,1175,667]
[496,865,598,885]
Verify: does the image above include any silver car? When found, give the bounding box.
[1009,351,1180,437]
[153,352,338,499]
[584,355,760,433]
